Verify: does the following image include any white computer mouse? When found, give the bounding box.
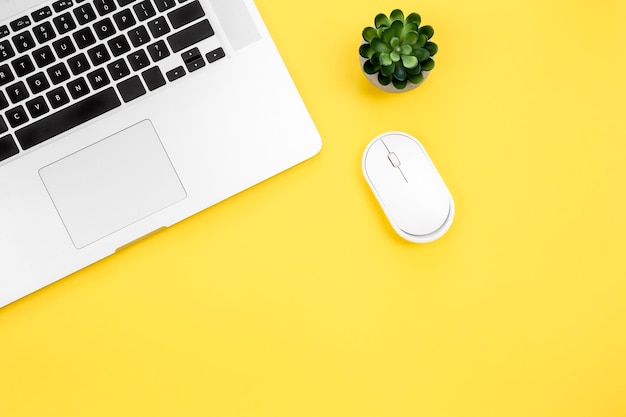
[362,132,454,243]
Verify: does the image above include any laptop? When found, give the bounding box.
[0,0,322,308]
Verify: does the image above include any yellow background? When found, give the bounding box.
[2,0,626,416]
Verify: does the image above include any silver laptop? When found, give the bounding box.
[0,0,321,307]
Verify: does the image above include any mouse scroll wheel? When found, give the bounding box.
[387,152,401,168]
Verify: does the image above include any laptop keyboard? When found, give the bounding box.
[0,0,225,163]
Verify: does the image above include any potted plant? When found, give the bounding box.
[359,9,438,92]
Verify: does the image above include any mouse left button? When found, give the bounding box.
[363,139,404,188]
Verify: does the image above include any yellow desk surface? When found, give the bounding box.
[2,1,626,416]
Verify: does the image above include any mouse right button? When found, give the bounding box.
[383,134,451,236]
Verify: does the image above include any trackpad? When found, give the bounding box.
[40,120,186,249]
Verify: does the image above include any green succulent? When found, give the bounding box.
[359,9,438,90]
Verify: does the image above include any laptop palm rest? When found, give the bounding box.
[39,120,186,249]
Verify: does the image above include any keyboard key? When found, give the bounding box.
[147,40,169,62]
[5,105,29,128]
[0,92,8,110]
[25,96,50,118]
[0,40,16,63]
[127,49,150,71]
[185,55,203,72]
[68,53,91,75]
[32,6,53,22]
[181,47,199,62]
[0,64,14,87]
[0,26,9,39]
[67,77,90,99]
[118,0,138,6]
[182,46,204,72]
[11,55,36,77]
[133,1,156,22]
[147,16,170,38]
[167,19,213,52]
[154,0,177,12]
[52,1,75,13]
[107,58,130,80]
[15,88,121,150]
[165,66,185,81]
[0,117,6,133]
[33,45,56,68]
[26,72,50,94]
[117,74,145,102]
[47,62,71,84]
[206,47,225,63]
[113,9,136,31]
[53,13,77,35]
[10,17,31,32]
[33,22,57,44]
[94,17,116,40]
[46,86,70,108]
[94,0,117,16]
[52,36,76,58]
[87,68,110,89]
[107,34,131,56]
[12,32,37,53]
[0,134,19,161]
[6,81,29,104]
[167,1,205,29]
[128,26,150,47]
[87,44,111,65]
[73,3,97,25]
[141,66,165,90]
[73,27,96,48]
